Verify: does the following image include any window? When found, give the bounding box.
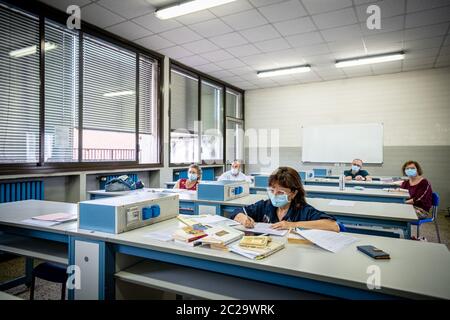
[44,20,79,163]
[139,55,159,164]
[201,80,223,163]
[170,69,199,164]
[226,90,242,119]
[0,6,40,163]
[225,90,244,164]
[82,35,136,162]
[0,4,161,170]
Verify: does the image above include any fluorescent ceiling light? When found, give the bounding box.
[103,90,135,97]
[257,65,311,78]
[9,42,57,58]
[335,52,405,68]
[155,0,237,20]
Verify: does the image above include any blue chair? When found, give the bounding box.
[30,262,68,300]
[338,222,346,232]
[411,192,440,242]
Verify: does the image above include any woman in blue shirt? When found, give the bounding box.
[231,167,339,232]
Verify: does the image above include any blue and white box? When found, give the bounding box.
[79,192,179,234]
[197,181,249,201]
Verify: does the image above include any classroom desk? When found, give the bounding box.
[88,188,415,238]
[307,198,416,239]
[0,200,77,292]
[105,218,450,300]
[0,201,449,300]
[250,185,409,204]
[304,178,399,189]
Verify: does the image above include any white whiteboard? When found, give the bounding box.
[301,123,383,163]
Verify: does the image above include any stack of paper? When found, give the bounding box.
[295,228,359,253]
[230,241,284,260]
[22,212,77,227]
[234,222,288,236]
[178,214,240,227]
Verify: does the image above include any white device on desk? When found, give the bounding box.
[78,193,179,234]
[197,181,250,201]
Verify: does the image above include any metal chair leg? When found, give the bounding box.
[61,282,66,300]
[416,225,420,238]
[29,276,35,300]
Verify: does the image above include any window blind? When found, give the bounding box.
[0,6,40,163]
[139,55,156,135]
[83,35,136,133]
[44,20,79,162]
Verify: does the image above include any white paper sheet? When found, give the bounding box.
[328,200,355,207]
[296,228,358,253]
[178,214,240,227]
[21,219,60,227]
[235,223,288,236]
[143,230,174,242]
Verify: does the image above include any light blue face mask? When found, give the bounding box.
[405,168,417,177]
[268,191,290,208]
[187,173,198,181]
[351,165,360,172]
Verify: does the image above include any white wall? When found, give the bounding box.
[244,67,450,208]
[246,67,450,148]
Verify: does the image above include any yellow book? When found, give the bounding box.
[239,236,272,249]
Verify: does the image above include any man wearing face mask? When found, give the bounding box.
[218,160,252,183]
[344,159,372,181]
[230,167,339,232]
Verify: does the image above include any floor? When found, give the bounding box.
[1,212,449,300]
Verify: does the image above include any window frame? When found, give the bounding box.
[0,0,164,174]
[169,61,245,168]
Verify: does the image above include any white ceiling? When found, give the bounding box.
[39,0,450,90]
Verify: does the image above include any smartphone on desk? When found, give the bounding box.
[357,245,390,260]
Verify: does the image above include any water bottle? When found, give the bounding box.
[339,174,345,190]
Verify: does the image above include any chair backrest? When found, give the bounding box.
[431,192,439,219]
[338,222,346,232]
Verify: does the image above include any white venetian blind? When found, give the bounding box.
[82,34,136,133]
[0,5,40,163]
[44,20,79,162]
[139,55,156,135]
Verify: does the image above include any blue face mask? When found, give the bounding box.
[187,173,197,181]
[351,165,360,172]
[405,168,417,177]
[268,191,290,208]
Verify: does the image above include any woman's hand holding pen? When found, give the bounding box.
[234,213,255,228]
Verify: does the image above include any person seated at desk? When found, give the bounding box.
[344,159,372,181]
[173,164,202,191]
[230,167,339,232]
[394,160,432,219]
[218,160,252,183]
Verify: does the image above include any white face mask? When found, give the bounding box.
[231,168,239,175]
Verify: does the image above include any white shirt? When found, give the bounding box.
[218,170,253,183]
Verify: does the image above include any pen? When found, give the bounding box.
[242,207,248,217]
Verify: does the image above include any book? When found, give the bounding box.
[287,229,312,245]
[230,240,285,260]
[239,236,271,249]
[200,225,244,246]
[172,226,207,243]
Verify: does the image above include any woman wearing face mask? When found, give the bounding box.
[174,164,202,191]
[396,160,432,219]
[230,167,339,232]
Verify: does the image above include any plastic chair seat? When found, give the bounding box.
[32,262,67,284]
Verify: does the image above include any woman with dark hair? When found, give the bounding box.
[395,160,433,219]
[174,164,202,191]
[230,167,339,232]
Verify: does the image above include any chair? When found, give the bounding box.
[338,222,346,232]
[411,192,440,243]
[30,262,68,300]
